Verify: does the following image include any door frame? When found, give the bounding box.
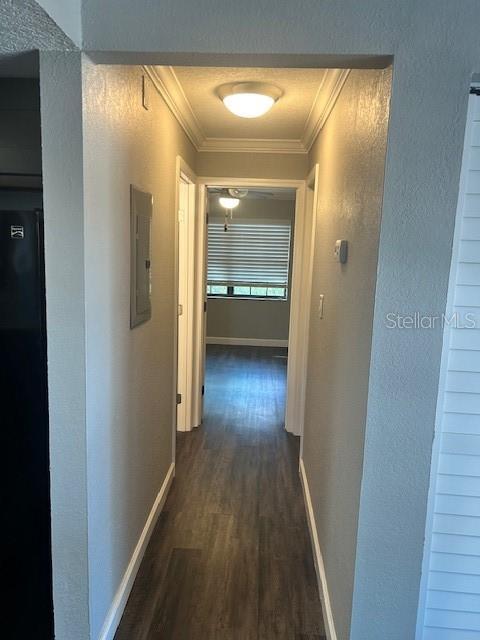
[195,175,312,437]
[296,164,319,449]
[173,156,197,443]
[191,182,208,428]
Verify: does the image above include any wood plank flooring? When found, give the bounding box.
[115,345,325,640]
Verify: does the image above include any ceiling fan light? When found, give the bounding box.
[219,196,240,209]
[228,188,249,198]
[217,82,282,119]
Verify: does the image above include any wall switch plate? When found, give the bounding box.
[334,239,348,263]
[319,294,325,319]
[142,75,149,110]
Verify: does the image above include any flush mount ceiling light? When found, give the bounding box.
[217,82,283,118]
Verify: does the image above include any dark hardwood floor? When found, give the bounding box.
[115,345,325,640]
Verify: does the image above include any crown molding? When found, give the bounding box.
[199,137,306,154]
[143,65,204,149]
[302,69,351,151]
[144,65,350,155]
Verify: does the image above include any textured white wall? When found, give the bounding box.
[305,68,392,640]
[351,12,475,638]
[80,0,407,61]
[82,61,196,639]
[0,0,74,53]
[40,51,90,640]
[197,151,308,180]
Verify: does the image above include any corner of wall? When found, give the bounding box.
[40,49,91,639]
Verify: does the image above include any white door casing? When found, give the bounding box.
[192,184,208,428]
[175,157,197,432]
[297,164,320,455]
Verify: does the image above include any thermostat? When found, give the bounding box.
[334,239,348,264]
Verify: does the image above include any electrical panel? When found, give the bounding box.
[130,184,152,328]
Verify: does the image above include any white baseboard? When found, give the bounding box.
[97,462,175,640]
[299,458,338,640]
[206,336,288,348]
[285,424,302,437]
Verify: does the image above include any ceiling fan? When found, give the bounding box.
[208,187,277,200]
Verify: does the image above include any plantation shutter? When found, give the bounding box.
[207,219,291,287]
[419,89,480,639]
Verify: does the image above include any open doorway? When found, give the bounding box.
[201,182,296,484]
[110,62,391,640]
[175,172,315,439]
[192,177,312,440]
[48,58,392,640]
[203,184,296,433]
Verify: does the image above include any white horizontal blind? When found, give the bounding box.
[207,219,291,287]
[420,91,480,640]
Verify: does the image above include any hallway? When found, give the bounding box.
[115,345,325,639]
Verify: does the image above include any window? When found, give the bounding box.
[207,219,291,299]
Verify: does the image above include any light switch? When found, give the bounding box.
[334,239,348,263]
[318,294,325,319]
[142,75,150,110]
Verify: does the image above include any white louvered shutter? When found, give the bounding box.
[419,89,480,640]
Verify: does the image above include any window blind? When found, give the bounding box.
[207,219,291,287]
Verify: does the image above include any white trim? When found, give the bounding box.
[175,157,198,433]
[206,336,288,348]
[192,184,208,428]
[297,164,319,454]
[284,174,310,437]
[144,65,350,154]
[144,66,204,149]
[199,137,306,154]
[97,463,175,640]
[299,458,338,640]
[198,177,304,189]
[302,70,350,151]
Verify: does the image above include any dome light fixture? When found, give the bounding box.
[219,196,240,209]
[217,82,283,119]
[218,192,240,232]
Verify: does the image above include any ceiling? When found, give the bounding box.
[148,65,350,154]
[173,67,326,139]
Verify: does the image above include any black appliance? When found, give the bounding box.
[1,205,54,638]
